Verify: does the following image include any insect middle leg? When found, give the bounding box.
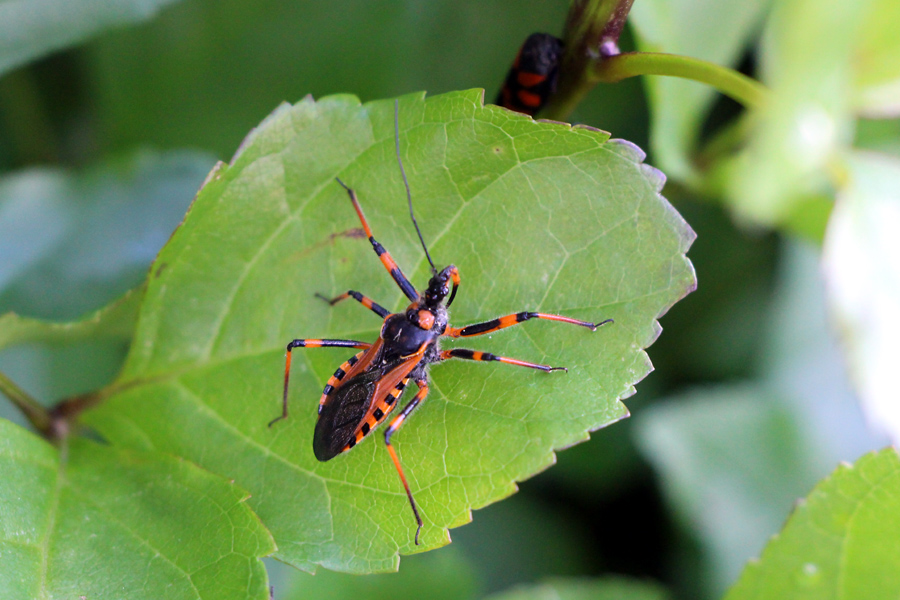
[315,290,390,318]
[384,379,429,545]
[334,178,418,302]
[440,348,567,372]
[269,338,371,428]
[445,312,612,338]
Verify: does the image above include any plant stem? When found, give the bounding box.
[593,52,767,109]
[0,369,51,435]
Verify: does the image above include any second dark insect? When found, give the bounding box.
[496,32,564,115]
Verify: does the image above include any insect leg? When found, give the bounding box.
[440,348,567,372]
[315,290,390,318]
[445,312,612,338]
[334,178,418,302]
[384,379,429,545]
[269,339,371,428]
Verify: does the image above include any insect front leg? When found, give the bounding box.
[384,379,429,545]
[334,178,419,302]
[315,290,390,318]
[445,312,612,338]
[269,339,371,428]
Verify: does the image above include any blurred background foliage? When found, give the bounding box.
[1,0,898,599]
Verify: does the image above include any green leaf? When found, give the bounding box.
[725,448,900,600]
[823,151,900,445]
[85,90,695,572]
[629,0,771,181]
[484,577,670,600]
[0,0,186,77]
[0,418,274,599]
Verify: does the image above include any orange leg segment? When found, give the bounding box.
[384,380,429,545]
[445,312,612,338]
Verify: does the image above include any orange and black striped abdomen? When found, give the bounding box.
[496,33,563,116]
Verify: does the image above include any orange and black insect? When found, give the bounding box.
[270,101,611,544]
[496,32,564,115]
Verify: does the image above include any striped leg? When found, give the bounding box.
[445,311,612,338]
[441,348,567,372]
[335,178,418,301]
[269,339,371,428]
[384,379,429,545]
[315,290,390,318]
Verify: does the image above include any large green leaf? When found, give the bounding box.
[0,418,274,599]
[725,448,900,599]
[0,0,186,77]
[85,90,695,572]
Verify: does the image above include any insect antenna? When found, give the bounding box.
[394,99,437,275]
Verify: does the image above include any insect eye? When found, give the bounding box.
[406,310,418,322]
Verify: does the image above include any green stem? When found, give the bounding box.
[0,369,51,435]
[593,51,767,109]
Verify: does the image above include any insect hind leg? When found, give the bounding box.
[384,379,429,545]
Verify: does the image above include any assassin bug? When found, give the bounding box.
[496,32,564,115]
[269,100,612,544]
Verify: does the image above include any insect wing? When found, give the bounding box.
[314,367,382,461]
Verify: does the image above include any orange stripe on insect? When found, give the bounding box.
[517,71,546,87]
[498,315,519,328]
[517,90,542,108]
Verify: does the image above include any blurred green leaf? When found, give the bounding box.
[0,0,186,77]
[0,418,274,599]
[635,386,818,596]
[0,150,216,320]
[484,577,670,600]
[636,241,885,598]
[629,0,770,181]
[84,90,695,572]
[725,0,870,225]
[823,151,900,445]
[0,286,141,352]
[855,118,900,157]
[725,448,900,600]
[854,0,900,117]
[278,547,478,600]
